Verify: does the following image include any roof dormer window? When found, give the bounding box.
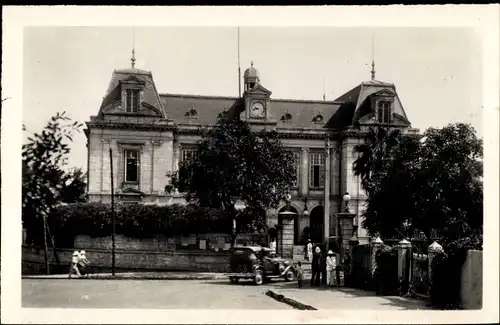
[126,89,140,113]
[281,111,292,122]
[377,101,391,123]
[313,114,324,124]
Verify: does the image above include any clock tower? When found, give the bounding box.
[242,61,275,125]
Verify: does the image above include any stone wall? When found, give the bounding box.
[22,245,231,275]
[74,233,232,252]
[460,250,483,309]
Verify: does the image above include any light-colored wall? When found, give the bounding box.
[460,250,483,310]
[87,126,370,241]
[87,128,174,197]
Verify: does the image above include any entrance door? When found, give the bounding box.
[309,205,324,244]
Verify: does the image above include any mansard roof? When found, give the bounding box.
[330,79,410,128]
[159,93,344,128]
[99,69,166,117]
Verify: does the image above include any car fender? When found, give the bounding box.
[280,265,294,276]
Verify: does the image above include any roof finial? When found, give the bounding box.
[250,60,254,68]
[370,35,376,80]
[131,28,136,69]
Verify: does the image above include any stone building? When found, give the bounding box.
[85,57,418,249]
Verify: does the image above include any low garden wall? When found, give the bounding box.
[22,244,231,275]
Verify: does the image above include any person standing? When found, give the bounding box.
[78,250,90,278]
[306,239,313,262]
[343,252,352,286]
[326,250,336,288]
[68,251,81,278]
[269,238,277,254]
[310,246,321,287]
[320,248,327,285]
[296,261,304,288]
[335,252,342,287]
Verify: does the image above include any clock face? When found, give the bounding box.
[251,102,265,117]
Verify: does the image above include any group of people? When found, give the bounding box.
[296,239,351,289]
[68,250,90,278]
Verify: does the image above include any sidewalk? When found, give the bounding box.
[268,281,430,310]
[22,271,228,281]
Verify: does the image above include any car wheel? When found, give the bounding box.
[284,269,295,282]
[254,271,264,286]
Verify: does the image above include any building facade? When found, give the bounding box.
[85,60,418,246]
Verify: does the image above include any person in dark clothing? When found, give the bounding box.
[343,252,352,286]
[310,246,322,287]
[320,249,327,286]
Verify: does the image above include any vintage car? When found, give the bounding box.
[226,246,295,285]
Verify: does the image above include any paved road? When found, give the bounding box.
[22,279,291,309]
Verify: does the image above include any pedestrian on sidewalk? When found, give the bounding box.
[68,251,81,278]
[306,239,313,261]
[335,254,342,287]
[296,261,304,288]
[310,246,321,287]
[343,252,351,286]
[326,250,336,288]
[320,248,327,286]
[78,250,90,278]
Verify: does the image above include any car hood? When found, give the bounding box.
[270,257,292,264]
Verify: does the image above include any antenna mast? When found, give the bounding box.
[238,27,241,97]
[370,35,376,81]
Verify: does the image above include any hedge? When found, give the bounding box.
[373,245,399,296]
[43,203,231,245]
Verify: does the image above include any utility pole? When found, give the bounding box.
[42,213,50,275]
[109,148,116,276]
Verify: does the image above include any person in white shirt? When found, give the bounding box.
[68,251,81,278]
[326,250,337,288]
[269,238,277,254]
[306,239,313,261]
[78,250,90,278]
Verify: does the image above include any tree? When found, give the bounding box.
[22,112,83,245]
[59,167,87,204]
[354,123,483,243]
[352,127,402,197]
[411,123,483,243]
[167,118,296,243]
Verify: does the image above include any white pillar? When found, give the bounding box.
[397,239,411,283]
[300,148,309,197]
[371,236,384,274]
[428,241,443,285]
[324,141,331,243]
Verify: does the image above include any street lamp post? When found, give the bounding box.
[337,192,356,261]
[233,200,246,246]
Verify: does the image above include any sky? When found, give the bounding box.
[23,27,483,170]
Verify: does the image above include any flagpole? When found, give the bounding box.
[238,27,241,98]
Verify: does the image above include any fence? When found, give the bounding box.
[348,235,482,309]
[410,252,430,298]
